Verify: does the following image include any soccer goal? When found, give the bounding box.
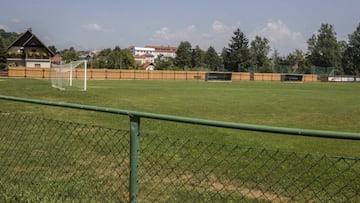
[50,60,87,91]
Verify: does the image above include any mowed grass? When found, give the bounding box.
[0,78,359,202]
[0,78,359,157]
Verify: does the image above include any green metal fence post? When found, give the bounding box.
[129,114,140,203]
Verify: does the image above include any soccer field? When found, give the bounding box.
[0,78,359,201]
[0,78,359,157]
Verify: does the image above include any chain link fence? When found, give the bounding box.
[271,65,335,76]
[0,111,359,202]
[0,112,130,202]
[139,132,359,202]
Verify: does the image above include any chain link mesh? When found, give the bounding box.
[139,133,359,202]
[0,111,359,202]
[0,112,129,202]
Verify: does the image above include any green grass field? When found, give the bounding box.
[0,78,359,202]
[0,78,359,156]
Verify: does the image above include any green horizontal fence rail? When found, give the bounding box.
[0,95,359,202]
[1,95,359,140]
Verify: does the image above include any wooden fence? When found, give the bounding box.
[7,67,318,82]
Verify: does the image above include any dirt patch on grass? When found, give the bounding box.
[159,172,291,202]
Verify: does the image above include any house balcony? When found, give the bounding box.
[6,54,25,59]
[26,55,51,60]
[7,55,50,61]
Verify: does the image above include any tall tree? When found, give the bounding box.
[119,48,136,69]
[93,46,135,69]
[271,49,281,65]
[0,29,20,69]
[107,46,122,69]
[286,49,310,73]
[221,47,230,70]
[342,23,360,75]
[307,23,343,74]
[155,58,173,70]
[99,48,112,57]
[48,45,58,54]
[174,41,192,69]
[61,47,80,62]
[0,38,7,69]
[223,28,251,71]
[250,36,270,68]
[204,46,222,71]
[0,29,20,47]
[191,45,204,68]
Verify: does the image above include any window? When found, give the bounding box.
[35,64,41,68]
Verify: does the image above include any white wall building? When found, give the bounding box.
[129,45,177,68]
[129,46,155,56]
[144,46,177,59]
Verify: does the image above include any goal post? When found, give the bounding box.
[50,60,87,91]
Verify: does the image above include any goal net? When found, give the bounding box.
[50,60,87,91]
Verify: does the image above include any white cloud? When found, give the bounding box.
[251,19,307,55]
[0,24,8,30]
[154,27,171,40]
[210,20,234,33]
[83,23,108,32]
[206,21,237,49]
[186,25,197,33]
[11,18,21,23]
[150,21,235,51]
[150,25,197,42]
[150,19,306,55]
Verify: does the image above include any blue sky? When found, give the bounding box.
[1,0,360,55]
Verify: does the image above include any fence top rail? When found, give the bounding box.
[1,95,359,140]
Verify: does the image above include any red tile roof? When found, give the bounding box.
[51,55,61,63]
[141,62,154,69]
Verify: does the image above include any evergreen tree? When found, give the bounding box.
[48,45,58,54]
[191,45,204,68]
[307,23,343,74]
[342,23,360,75]
[223,28,251,71]
[174,41,192,69]
[204,46,221,71]
[221,47,230,71]
[0,38,7,69]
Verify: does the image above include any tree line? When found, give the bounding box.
[172,22,360,75]
[0,29,20,69]
[1,22,360,75]
[58,46,136,69]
